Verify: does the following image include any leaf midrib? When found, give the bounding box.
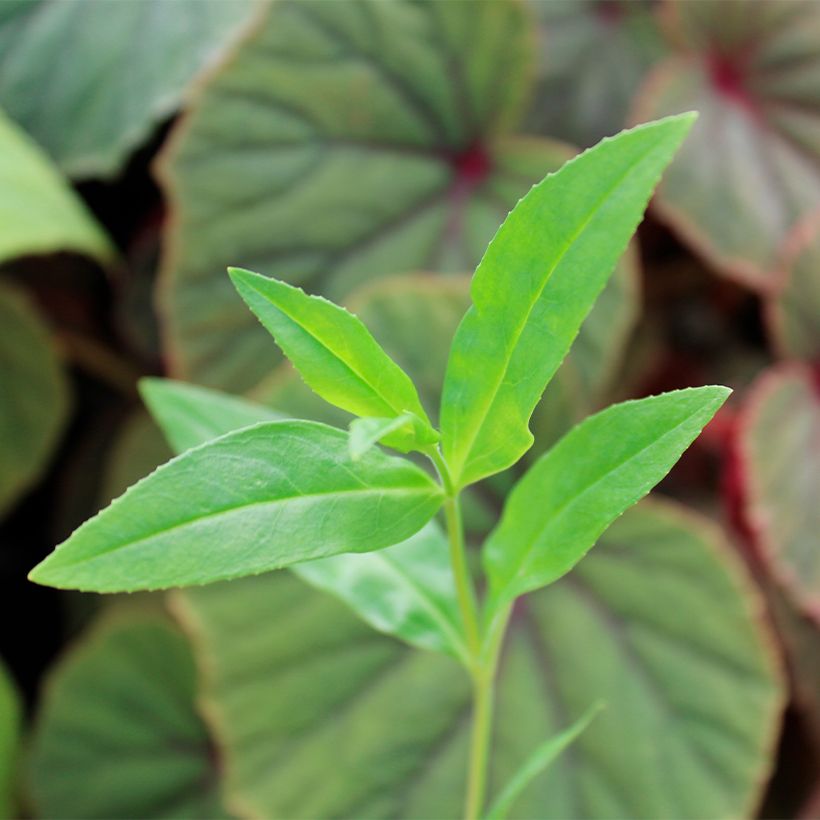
[59,482,438,568]
[501,407,705,598]
[455,148,661,482]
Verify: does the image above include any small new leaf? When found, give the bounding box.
[229,267,438,452]
[441,114,696,488]
[349,413,438,459]
[483,386,730,612]
[29,420,443,592]
[485,703,603,820]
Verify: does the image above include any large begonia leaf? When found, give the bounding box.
[768,212,820,360]
[525,0,666,147]
[0,659,20,819]
[0,0,257,177]
[0,109,110,263]
[174,498,782,819]
[635,0,820,289]
[157,0,576,393]
[0,285,69,516]
[738,364,820,622]
[27,610,228,818]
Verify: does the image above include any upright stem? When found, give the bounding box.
[427,447,513,820]
[443,493,481,656]
[464,605,512,820]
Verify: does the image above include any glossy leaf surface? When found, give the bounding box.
[484,386,730,607]
[0,109,110,262]
[440,115,695,488]
[30,421,443,592]
[229,268,436,451]
[26,612,228,818]
[0,285,70,516]
[0,659,20,820]
[739,365,820,621]
[139,377,281,455]
[174,499,781,818]
[348,414,422,460]
[143,378,462,658]
[0,0,256,177]
[157,0,575,392]
[635,0,820,287]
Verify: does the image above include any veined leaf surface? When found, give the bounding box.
[483,386,730,608]
[229,268,437,451]
[26,612,228,818]
[29,420,442,592]
[172,499,781,818]
[142,379,463,657]
[440,115,695,488]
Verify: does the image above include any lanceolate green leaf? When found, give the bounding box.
[441,115,695,488]
[485,704,602,820]
[29,421,443,592]
[139,377,282,454]
[483,386,729,609]
[142,378,463,658]
[229,268,437,452]
[295,522,467,661]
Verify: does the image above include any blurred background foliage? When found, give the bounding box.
[0,0,818,817]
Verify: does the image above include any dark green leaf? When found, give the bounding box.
[0,658,20,820]
[229,268,437,451]
[29,420,443,592]
[26,611,228,818]
[738,365,820,620]
[157,0,574,392]
[172,499,782,818]
[483,386,730,609]
[440,115,695,488]
[0,0,256,177]
[635,0,820,288]
[0,284,70,516]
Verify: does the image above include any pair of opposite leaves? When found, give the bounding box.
[30,113,728,656]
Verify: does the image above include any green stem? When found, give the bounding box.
[465,605,512,820]
[427,446,514,820]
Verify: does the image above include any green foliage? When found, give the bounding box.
[0,0,256,177]
[30,420,443,592]
[483,387,730,612]
[0,285,70,516]
[0,109,110,262]
[0,659,20,820]
[636,0,820,288]
[28,116,756,818]
[172,500,780,819]
[440,114,695,488]
[738,365,820,620]
[229,267,438,452]
[485,704,602,820]
[26,612,227,818]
